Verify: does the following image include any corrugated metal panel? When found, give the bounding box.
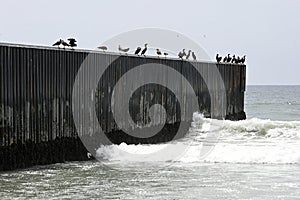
[0,43,246,148]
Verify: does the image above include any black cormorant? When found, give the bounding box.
[216,54,222,63]
[68,38,77,48]
[182,49,186,58]
[192,52,197,61]
[227,54,232,63]
[186,50,192,59]
[178,51,183,59]
[231,55,236,63]
[134,47,141,55]
[156,49,162,56]
[240,55,246,64]
[52,39,62,47]
[236,56,241,64]
[61,40,70,48]
[141,43,148,56]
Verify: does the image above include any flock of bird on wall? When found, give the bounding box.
[216,53,246,65]
[52,38,77,48]
[52,38,245,64]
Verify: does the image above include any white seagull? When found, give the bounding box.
[97,46,108,51]
[118,45,130,53]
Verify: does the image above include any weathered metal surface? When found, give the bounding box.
[0,43,246,170]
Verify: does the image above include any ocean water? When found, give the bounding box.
[1,85,300,199]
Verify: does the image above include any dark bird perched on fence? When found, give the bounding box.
[97,46,108,51]
[134,47,141,55]
[236,56,241,64]
[68,38,77,48]
[182,49,187,58]
[163,52,168,57]
[192,51,197,61]
[141,43,148,56]
[61,40,70,48]
[178,49,186,59]
[118,45,130,53]
[52,39,63,47]
[231,55,236,63]
[178,51,184,59]
[227,54,232,63]
[223,56,228,63]
[156,48,162,56]
[216,54,222,63]
[186,50,192,59]
[240,55,246,64]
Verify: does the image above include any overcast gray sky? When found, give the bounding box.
[0,0,299,85]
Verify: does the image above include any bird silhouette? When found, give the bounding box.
[192,52,197,61]
[163,52,168,57]
[236,56,241,64]
[182,49,187,58]
[97,46,108,51]
[178,51,184,59]
[52,39,63,47]
[186,50,192,59]
[156,49,162,56]
[216,54,222,63]
[240,55,246,64]
[61,40,70,48]
[223,56,228,63]
[68,38,77,48]
[141,43,148,56]
[231,55,236,63]
[227,54,232,63]
[134,47,141,55]
[118,45,130,53]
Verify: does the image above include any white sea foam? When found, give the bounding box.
[96,113,300,164]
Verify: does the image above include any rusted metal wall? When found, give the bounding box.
[0,43,246,147]
[0,43,246,170]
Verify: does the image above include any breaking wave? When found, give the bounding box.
[96,113,300,164]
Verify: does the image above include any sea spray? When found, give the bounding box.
[96,113,300,164]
